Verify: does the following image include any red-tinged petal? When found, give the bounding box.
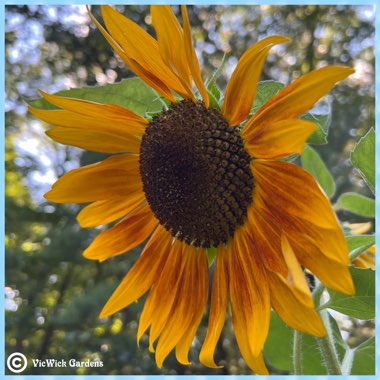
[87,6,176,102]
[252,160,341,230]
[137,239,185,347]
[243,119,317,159]
[99,226,171,318]
[155,246,208,367]
[82,203,158,261]
[229,228,270,358]
[101,5,188,99]
[199,245,229,368]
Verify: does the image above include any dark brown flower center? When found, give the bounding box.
[139,100,253,248]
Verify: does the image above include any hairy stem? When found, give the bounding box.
[293,330,303,374]
[313,286,342,375]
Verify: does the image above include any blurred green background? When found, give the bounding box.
[5,5,374,375]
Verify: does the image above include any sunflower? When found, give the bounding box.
[29,5,355,374]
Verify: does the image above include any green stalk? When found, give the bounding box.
[313,284,342,375]
[292,330,303,374]
[341,348,355,375]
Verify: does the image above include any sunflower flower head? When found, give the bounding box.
[29,5,355,374]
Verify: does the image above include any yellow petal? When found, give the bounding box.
[181,5,209,107]
[281,234,313,308]
[87,6,176,102]
[229,228,270,357]
[45,154,142,203]
[222,35,290,126]
[287,232,355,295]
[268,270,326,337]
[151,5,194,100]
[199,245,229,368]
[39,90,146,124]
[252,160,341,230]
[46,127,141,154]
[77,192,146,228]
[353,246,375,270]
[246,66,354,132]
[99,225,171,318]
[83,203,158,261]
[101,5,188,99]
[29,107,145,137]
[243,119,317,158]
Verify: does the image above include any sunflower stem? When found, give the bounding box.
[292,330,303,374]
[314,287,342,375]
[341,347,355,375]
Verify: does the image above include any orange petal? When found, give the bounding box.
[46,127,141,154]
[87,6,176,102]
[287,232,354,295]
[101,6,188,99]
[77,192,146,228]
[243,119,317,158]
[181,5,209,107]
[199,245,229,368]
[29,107,145,137]
[268,270,326,337]
[151,5,194,100]
[45,154,142,203]
[227,237,269,375]
[137,239,185,347]
[229,228,270,358]
[82,203,158,261]
[222,35,290,126]
[252,160,341,230]
[155,246,208,367]
[281,234,313,308]
[246,66,354,132]
[99,225,171,317]
[245,201,288,276]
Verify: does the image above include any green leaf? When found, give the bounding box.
[351,127,375,194]
[301,144,335,198]
[263,312,293,372]
[346,235,375,261]
[264,312,345,374]
[302,112,330,145]
[351,337,375,375]
[321,268,375,320]
[206,247,217,266]
[336,192,375,218]
[250,80,284,115]
[28,77,164,116]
